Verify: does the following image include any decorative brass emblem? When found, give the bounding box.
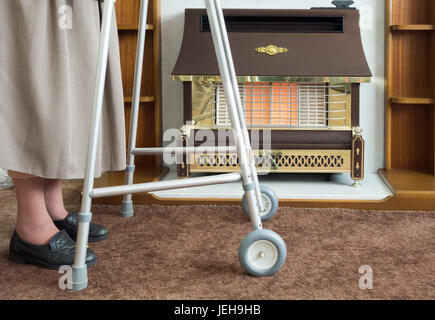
[255,45,288,56]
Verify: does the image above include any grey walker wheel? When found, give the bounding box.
[238,229,286,277]
[242,185,278,221]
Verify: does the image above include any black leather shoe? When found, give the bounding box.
[9,230,97,270]
[53,212,108,243]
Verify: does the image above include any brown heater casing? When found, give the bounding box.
[173,9,371,77]
[172,8,371,183]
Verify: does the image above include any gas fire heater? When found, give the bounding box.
[172,3,371,186]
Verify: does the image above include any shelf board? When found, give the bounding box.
[124,96,155,103]
[378,169,435,194]
[390,24,435,31]
[118,24,154,31]
[390,97,434,105]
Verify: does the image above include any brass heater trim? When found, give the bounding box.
[190,150,351,173]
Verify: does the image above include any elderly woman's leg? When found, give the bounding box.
[43,178,108,242]
[8,171,97,269]
[43,179,69,221]
[12,176,59,245]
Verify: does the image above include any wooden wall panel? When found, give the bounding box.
[118,32,155,97]
[390,32,432,98]
[115,0,154,24]
[391,0,432,25]
[391,105,434,172]
[433,2,435,172]
[125,104,156,151]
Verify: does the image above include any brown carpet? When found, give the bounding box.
[0,181,434,300]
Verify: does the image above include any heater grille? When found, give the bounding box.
[298,83,327,126]
[212,82,347,128]
[190,150,351,173]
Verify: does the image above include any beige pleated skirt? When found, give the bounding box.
[0,0,126,179]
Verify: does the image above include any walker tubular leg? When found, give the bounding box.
[121,0,150,218]
[205,0,262,230]
[72,0,116,291]
[207,0,285,277]
[212,0,265,211]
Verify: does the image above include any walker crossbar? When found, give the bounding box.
[132,146,238,155]
[90,172,242,198]
[71,0,286,291]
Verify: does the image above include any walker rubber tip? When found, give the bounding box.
[72,280,88,291]
[120,200,134,218]
[71,265,88,291]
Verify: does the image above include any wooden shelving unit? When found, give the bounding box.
[94,0,164,205]
[390,97,434,104]
[384,0,435,207]
[113,0,161,169]
[390,24,435,31]
[124,96,155,103]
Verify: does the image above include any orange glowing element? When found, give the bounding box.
[244,82,298,126]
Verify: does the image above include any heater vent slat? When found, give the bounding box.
[298,83,327,127]
[215,82,339,128]
[200,15,344,33]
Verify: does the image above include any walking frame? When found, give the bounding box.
[72,0,287,291]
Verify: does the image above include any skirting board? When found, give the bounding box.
[151,172,393,201]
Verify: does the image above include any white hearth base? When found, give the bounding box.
[151,171,393,201]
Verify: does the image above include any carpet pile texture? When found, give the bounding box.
[0,181,433,299]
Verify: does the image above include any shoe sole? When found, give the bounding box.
[9,251,97,270]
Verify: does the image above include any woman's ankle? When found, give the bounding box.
[47,207,69,221]
[12,177,60,245]
[16,220,59,245]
